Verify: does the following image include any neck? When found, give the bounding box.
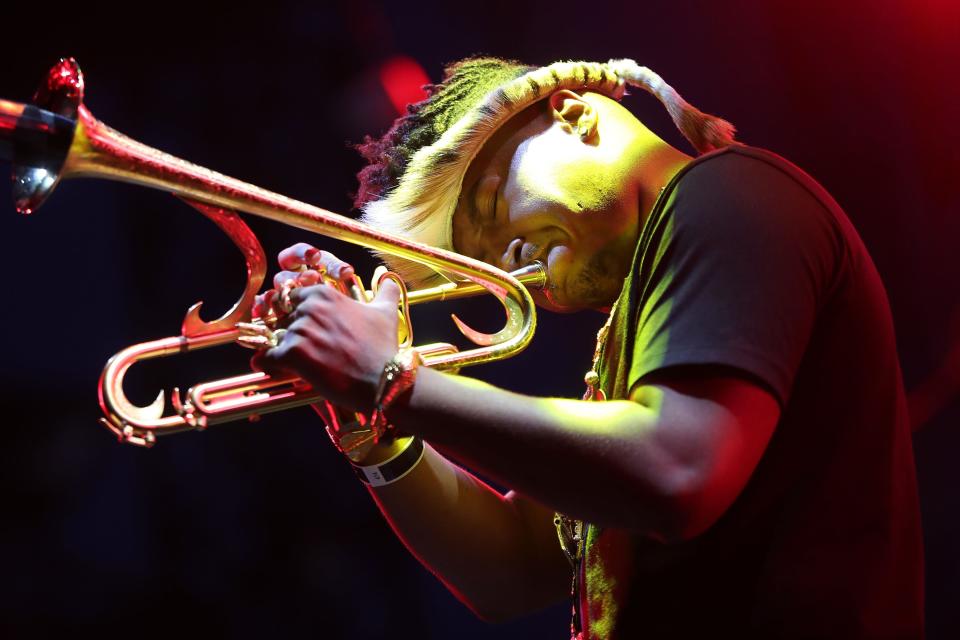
[633,140,693,227]
[590,139,692,314]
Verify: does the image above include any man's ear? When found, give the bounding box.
[548,90,598,143]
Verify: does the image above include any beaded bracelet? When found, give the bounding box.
[368,347,422,437]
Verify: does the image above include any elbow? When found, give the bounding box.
[658,506,722,544]
[465,598,538,625]
[450,569,567,624]
[642,466,730,544]
[446,580,557,625]
[472,606,519,625]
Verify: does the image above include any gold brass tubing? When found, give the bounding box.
[65,104,537,373]
[189,372,324,426]
[17,58,543,445]
[406,262,547,305]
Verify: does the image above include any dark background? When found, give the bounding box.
[1,0,957,637]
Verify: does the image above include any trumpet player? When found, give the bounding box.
[255,58,923,639]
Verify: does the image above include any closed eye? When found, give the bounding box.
[475,175,501,224]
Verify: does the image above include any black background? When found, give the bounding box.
[1,1,957,637]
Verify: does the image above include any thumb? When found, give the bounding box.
[254,342,297,378]
[372,277,402,310]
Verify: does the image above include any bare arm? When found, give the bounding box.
[259,245,779,616]
[389,366,778,540]
[362,440,570,621]
[339,366,778,622]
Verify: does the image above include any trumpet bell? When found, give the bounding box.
[8,58,83,214]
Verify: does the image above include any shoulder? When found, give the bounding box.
[657,145,847,267]
[671,145,846,223]
[681,145,833,194]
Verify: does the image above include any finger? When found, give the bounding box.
[372,277,402,310]
[262,289,288,320]
[317,252,355,287]
[258,341,300,378]
[273,263,333,291]
[297,269,322,286]
[287,283,333,307]
[278,244,355,284]
[262,289,277,309]
[273,269,305,290]
[252,293,266,319]
[278,243,320,271]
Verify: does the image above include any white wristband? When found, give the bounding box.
[350,436,425,487]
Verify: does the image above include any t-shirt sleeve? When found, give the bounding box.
[630,152,845,406]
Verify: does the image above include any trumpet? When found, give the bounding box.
[1,59,544,447]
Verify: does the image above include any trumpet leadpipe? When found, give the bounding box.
[406,262,547,305]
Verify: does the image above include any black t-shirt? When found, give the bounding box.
[581,145,924,638]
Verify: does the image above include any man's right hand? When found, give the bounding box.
[250,242,405,462]
[251,242,359,321]
[250,247,571,622]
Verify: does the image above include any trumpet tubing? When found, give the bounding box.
[2,58,543,447]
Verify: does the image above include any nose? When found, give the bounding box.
[479,207,556,271]
[498,236,552,272]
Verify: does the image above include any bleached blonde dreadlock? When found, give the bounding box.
[356,57,737,287]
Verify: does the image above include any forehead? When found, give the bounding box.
[452,104,548,256]
[464,101,547,181]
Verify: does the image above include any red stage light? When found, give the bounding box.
[379,56,430,115]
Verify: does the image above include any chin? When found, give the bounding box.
[535,289,587,314]
[538,248,619,312]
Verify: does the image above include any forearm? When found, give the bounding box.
[361,439,569,620]
[389,368,689,536]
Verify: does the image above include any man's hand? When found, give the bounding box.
[253,242,402,413]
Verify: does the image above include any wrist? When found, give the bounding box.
[368,347,422,433]
[323,349,423,466]
[351,435,425,488]
[351,433,414,465]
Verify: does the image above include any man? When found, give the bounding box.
[255,58,924,637]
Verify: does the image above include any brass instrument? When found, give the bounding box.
[1,59,544,447]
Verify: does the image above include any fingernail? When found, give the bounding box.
[299,270,320,286]
[237,336,269,349]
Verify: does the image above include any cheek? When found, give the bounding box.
[540,244,577,308]
[511,140,616,217]
[546,243,573,275]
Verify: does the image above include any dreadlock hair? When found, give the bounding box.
[354,57,532,210]
[355,56,736,288]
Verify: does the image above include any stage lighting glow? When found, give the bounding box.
[379,56,430,115]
